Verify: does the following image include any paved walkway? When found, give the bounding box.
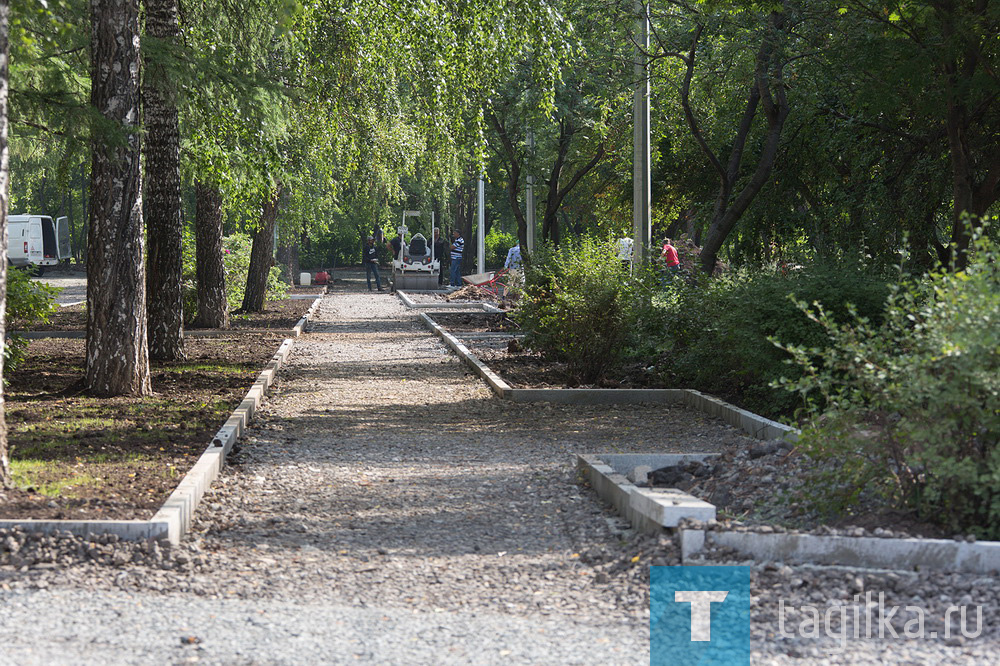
[0,273,748,665]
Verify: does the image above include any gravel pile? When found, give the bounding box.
[648,435,959,539]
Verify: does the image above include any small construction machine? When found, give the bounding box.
[390,210,440,291]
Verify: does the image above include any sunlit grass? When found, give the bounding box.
[10,459,101,496]
[158,362,248,374]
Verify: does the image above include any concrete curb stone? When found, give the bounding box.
[397,290,500,311]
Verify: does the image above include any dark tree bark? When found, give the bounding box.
[669,13,791,274]
[488,110,529,249]
[540,118,604,245]
[192,181,229,328]
[455,177,476,275]
[0,0,11,487]
[86,0,151,397]
[240,184,282,313]
[143,0,185,360]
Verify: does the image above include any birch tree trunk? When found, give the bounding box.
[192,181,229,328]
[240,185,281,313]
[143,0,185,360]
[0,0,11,487]
[86,0,151,397]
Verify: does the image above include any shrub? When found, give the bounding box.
[4,268,58,374]
[777,233,1000,537]
[516,237,659,383]
[485,228,517,271]
[658,259,890,418]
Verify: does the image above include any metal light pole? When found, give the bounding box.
[633,0,651,267]
[477,174,486,273]
[525,130,536,253]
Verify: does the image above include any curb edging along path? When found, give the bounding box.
[397,289,503,313]
[422,310,1000,575]
[418,311,792,440]
[0,294,324,545]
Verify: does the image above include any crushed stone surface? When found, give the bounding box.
[0,271,995,664]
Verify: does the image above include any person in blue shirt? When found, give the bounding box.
[449,229,464,287]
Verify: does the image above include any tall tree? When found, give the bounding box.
[240,183,281,313]
[192,180,229,328]
[843,0,1000,270]
[143,0,185,360]
[0,0,10,487]
[649,5,793,274]
[86,0,150,396]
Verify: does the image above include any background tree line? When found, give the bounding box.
[0,0,997,488]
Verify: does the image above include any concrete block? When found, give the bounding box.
[680,529,706,562]
[398,291,496,310]
[0,520,168,542]
[577,454,717,534]
[628,486,716,527]
[629,465,652,485]
[706,531,1000,575]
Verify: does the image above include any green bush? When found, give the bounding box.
[515,236,660,383]
[4,268,58,375]
[658,259,891,418]
[182,231,288,324]
[485,228,517,271]
[777,233,1000,537]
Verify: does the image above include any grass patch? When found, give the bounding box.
[0,334,286,520]
[10,459,102,497]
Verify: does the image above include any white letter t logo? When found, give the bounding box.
[674,590,729,641]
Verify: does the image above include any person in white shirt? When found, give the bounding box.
[504,242,522,270]
[617,236,633,269]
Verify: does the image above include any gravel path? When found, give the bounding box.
[0,273,745,664]
[33,268,87,305]
[1,271,995,664]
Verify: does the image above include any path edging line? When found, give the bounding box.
[398,290,500,311]
[420,311,796,443]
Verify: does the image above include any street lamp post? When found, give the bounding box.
[633,0,651,267]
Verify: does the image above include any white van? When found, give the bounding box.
[7,214,72,274]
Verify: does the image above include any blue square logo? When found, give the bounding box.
[650,566,751,666]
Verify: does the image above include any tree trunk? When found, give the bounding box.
[693,12,791,274]
[143,0,184,361]
[240,185,281,313]
[192,181,229,328]
[0,0,11,487]
[276,241,298,284]
[86,0,150,397]
[79,161,88,263]
[457,180,475,275]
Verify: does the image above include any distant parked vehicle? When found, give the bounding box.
[6,214,72,275]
